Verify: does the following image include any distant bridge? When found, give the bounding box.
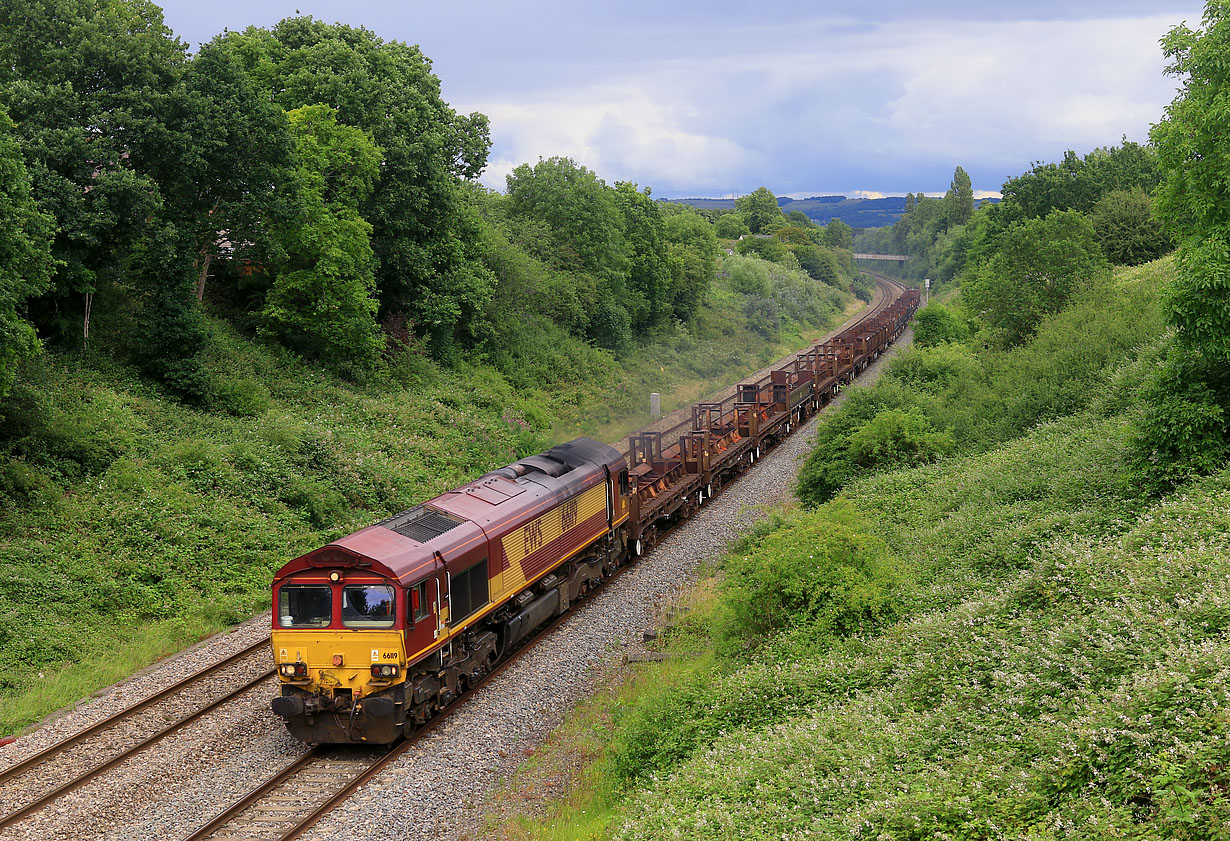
[853,253,908,262]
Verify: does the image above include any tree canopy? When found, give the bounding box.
[219,17,493,354]
[260,106,384,369]
[963,210,1109,346]
[0,108,54,399]
[1151,2,1230,361]
[736,187,784,235]
[945,166,974,227]
[1000,141,1161,221]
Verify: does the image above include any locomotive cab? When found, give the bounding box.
[271,554,415,743]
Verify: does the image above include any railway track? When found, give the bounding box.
[0,636,274,832]
[620,273,904,452]
[183,586,594,841]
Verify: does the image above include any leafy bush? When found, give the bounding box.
[1130,342,1230,494]
[211,376,271,417]
[1091,187,1172,265]
[724,256,770,295]
[797,406,953,506]
[912,301,970,346]
[734,235,788,263]
[715,500,900,649]
[888,342,980,392]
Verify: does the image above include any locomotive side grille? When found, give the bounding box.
[380,507,464,543]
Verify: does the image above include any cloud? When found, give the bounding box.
[874,16,1181,156]
[474,85,749,193]
[462,10,1193,197]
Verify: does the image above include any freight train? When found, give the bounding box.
[269,283,920,743]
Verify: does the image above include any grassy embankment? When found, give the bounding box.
[0,257,854,736]
[484,256,1230,839]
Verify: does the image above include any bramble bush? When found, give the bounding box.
[797,405,954,506]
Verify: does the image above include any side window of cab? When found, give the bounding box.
[408,580,432,626]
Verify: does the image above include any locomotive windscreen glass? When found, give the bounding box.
[279,585,332,628]
[342,584,396,628]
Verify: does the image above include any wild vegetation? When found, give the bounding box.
[484,6,1230,838]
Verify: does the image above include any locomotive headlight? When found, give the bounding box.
[280,663,308,678]
[371,664,399,678]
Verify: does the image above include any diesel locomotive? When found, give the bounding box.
[270,282,920,743]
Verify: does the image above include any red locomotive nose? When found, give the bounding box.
[332,654,344,666]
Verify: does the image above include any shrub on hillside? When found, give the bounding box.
[912,301,970,346]
[716,500,900,649]
[1131,343,1230,494]
[1090,187,1172,265]
[797,407,953,506]
[889,343,981,392]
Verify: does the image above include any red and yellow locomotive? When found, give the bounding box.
[270,438,629,743]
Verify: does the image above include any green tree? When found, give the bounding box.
[222,18,493,355]
[963,210,1109,346]
[261,105,383,368]
[912,302,970,347]
[1152,3,1230,361]
[790,243,844,288]
[1089,188,1172,265]
[823,218,854,250]
[662,209,717,318]
[504,156,632,348]
[714,213,750,239]
[1001,141,1160,220]
[945,166,974,227]
[735,236,789,263]
[735,187,784,234]
[0,109,54,398]
[168,37,300,300]
[0,0,226,398]
[1131,2,1230,492]
[613,181,671,329]
[0,0,187,346]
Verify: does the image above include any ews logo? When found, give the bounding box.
[561,499,578,532]
[523,519,544,555]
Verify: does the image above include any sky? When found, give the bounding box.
[160,0,1205,199]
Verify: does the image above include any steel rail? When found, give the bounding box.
[0,667,276,831]
[0,635,272,787]
[183,562,609,841]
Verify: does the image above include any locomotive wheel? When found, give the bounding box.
[633,538,644,557]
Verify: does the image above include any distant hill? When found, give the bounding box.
[666,195,1000,230]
